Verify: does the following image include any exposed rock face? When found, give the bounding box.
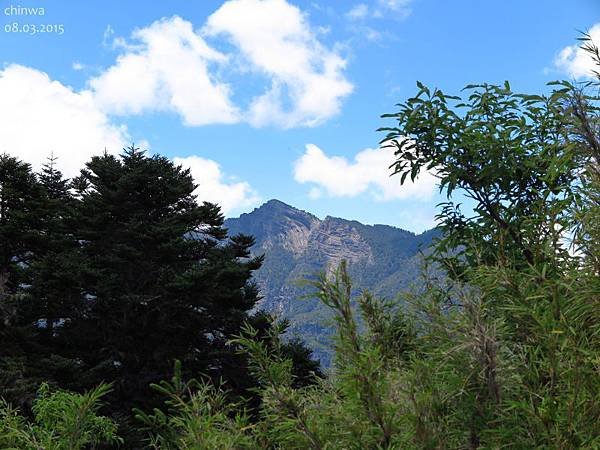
[225,199,438,366]
[310,217,373,270]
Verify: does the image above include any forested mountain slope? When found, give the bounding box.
[225,199,437,364]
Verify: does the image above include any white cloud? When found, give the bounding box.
[346,3,369,20]
[554,23,600,79]
[0,63,257,213]
[374,0,412,18]
[366,28,385,42]
[346,0,412,21]
[174,156,260,215]
[90,2,353,129]
[102,25,115,47]
[204,0,353,127]
[294,143,437,200]
[89,16,240,126]
[0,64,128,177]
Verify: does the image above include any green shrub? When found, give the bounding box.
[0,383,121,449]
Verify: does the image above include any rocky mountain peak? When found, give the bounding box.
[224,199,438,366]
[227,200,319,255]
[255,199,316,219]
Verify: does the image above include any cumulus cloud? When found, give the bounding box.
[90,3,352,129]
[89,16,240,126]
[204,0,353,127]
[294,143,437,200]
[0,64,128,177]
[1,2,353,187]
[554,23,600,79]
[174,156,260,214]
[0,64,259,214]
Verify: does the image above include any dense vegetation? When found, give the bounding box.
[1,36,599,449]
[0,148,320,447]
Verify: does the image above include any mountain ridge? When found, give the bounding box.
[224,199,438,365]
[237,199,423,235]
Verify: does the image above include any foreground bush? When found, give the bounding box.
[133,256,599,449]
[3,248,598,449]
[0,383,121,449]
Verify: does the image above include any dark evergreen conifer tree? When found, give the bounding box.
[0,148,321,448]
[64,146,264,415]
[28,156,81,337]
[24,156,84,393]
[0,154,44,406]
[0,154,42,291]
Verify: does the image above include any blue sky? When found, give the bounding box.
[1,0,598,231]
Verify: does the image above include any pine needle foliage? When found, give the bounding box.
[0,383,121,449]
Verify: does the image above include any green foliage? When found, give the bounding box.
[199,263,418,449]
[28,146,273,442]
[0,146,321,447]
[129,256,599,448]
[374,47,600,446]
[380,80,579,274]
[136,361,257,449]
[0,154,47,407]
[2,29,599,450]
[0,154,43,287]
[27,155,82,339]
[0,383,121,449]
[125,35,600,449]
[232,321,325,449]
